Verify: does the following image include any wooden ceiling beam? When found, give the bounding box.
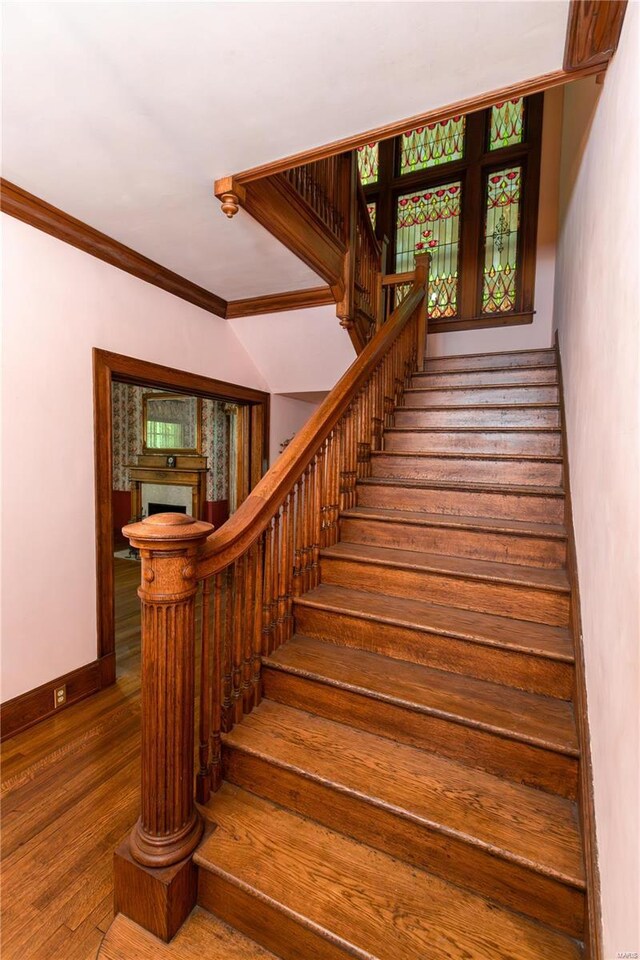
[226,286,335,319]
[564,0,628,72]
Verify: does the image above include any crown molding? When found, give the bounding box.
[226,285,335,319]
[0,179,228,317]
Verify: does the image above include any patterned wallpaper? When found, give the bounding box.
[111,383,230,502]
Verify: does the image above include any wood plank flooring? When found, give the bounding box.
[1,560,144,960]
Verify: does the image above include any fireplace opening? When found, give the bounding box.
[147,502,187,517]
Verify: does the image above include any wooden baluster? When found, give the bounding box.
[252,535,264,706]
[121,514,212,868]
[196,579,212,804]
[312,452,322,588]
[210,571,223,791]
[221,566,233,733]
[243,545,256,714]
[286,491,296,639]
[277,498,289,649]
[303,463,313,593]
[270,510,280,653]
[262,520,273,656]
[350,402,358,508]
[293,478,304,596]
[232,558,244,725]
[339,415,348,512]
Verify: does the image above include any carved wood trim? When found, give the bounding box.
[564,0,628,72]
[93,349,270,674]
[223,66,605,185]
[1,179,228,317]
[226,286,335,318]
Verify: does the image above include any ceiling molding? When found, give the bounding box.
[564,0,628,71]
[228,64,604,185]
[226,286,335,319]
[0,179,228,318]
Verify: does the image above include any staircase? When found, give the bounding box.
[101,347,586,959]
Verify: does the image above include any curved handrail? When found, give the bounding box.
[195,256,428,581]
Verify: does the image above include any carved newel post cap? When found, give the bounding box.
[123,512,214,547]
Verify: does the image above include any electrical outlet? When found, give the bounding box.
[53,684,67,708]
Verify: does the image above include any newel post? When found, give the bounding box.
[122,512,213,868]
[414,253,431,370]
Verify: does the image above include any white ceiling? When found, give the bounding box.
[1,1,570,301]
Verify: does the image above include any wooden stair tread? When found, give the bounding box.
[265,635,578,755]
[296,584,573,660]
[197,785,582,960]
[322,541,570,592]
[424,347,556,363]
[400,401,560,409]
[420,362,557,374]
[341,506,566,539]
[359,475,565,496]
[98,909,280,959]
[409,379,558,390]
[373,450,563,462]
[224,702,584,886]
[386,425,562,433]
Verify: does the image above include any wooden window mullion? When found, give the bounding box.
[458,110,486,318]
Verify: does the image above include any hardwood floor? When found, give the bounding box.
[1,560,143,960]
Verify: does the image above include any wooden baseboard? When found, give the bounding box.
[0,654,115,742]
[555,332,603,960]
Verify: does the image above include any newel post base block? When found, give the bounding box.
[122,512,214,873]
[113,837,199,942]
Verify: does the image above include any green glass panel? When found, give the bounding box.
[357,142,379,185]
[367,201,376,230]
[482,166,521,313]
[400,117,465,174]
[489,99,524,150]
[395,182,462,319]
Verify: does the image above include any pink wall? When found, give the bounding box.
[427,87,564,358]
[552,11,640,955]
[1,215,267,702]
[269,395,319,465]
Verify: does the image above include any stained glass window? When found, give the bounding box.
[400,118,465,175]
[396,182,462,319]
[366,201,377,230]
[489,99,524,150]
[357,142,379,185]
[482,166,521,313]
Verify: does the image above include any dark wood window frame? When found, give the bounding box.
[363,94,543,334]
[93,348,270,685]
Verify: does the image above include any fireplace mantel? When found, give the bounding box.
[127,454,208,520]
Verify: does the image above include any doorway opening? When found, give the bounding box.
[94,349,269,688]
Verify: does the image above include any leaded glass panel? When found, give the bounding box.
[482,166,521,313]
[395,182,462,319]
[367,201,377,230]
[400,118,465,174]
[357,142,379,185]
[489,99,524,150]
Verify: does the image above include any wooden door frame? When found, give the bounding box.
[93,348,270,685]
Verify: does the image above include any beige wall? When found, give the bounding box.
[428,87,564,358]
[552,9,640,957]
[0,215,267,703]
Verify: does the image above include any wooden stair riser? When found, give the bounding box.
[340,516,566,568]
[405,385,559,405]
[425,349,556,373]
[198,870,352,960]
[222,747,585,939]
[293,604,574,698]
[357,482,565,524]
[320,556,570,627]
[384,429,562,456]
[395,406,561,427]
[262,667,579,799]
[412,367,558,387]
[371,453,563,487]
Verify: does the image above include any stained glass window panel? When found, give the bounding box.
[400,118,465,175]
[357,142,379,185]
[395,182,462,319]
[489,99,524,150]
[482,166,521,313]
[367,201,377,230]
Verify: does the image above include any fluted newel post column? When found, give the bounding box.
[122,512,214,869]
[414,253,430,371]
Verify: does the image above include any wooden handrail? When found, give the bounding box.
[195,256,428,582]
